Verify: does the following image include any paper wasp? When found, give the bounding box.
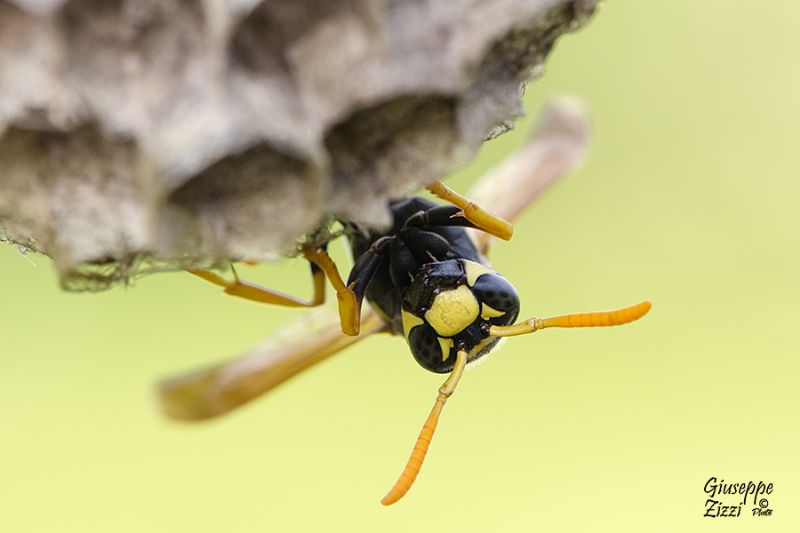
[158,102,651,506]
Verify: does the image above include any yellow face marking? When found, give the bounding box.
[424,285,479,337]
[463,260,493,287]
[437,337,454,361]
[481,303,505,319]
[401,309,424,337]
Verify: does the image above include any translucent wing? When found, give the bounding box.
[158,308,386,420]
[158,97,589,422]
[467,97,589,254]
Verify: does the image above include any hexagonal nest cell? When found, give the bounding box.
[0,0,596,290]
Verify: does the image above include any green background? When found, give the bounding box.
[2,2,798,531]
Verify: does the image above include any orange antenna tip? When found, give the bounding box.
[380,350,468,506]
[489,299,652,337]
[541,299,651,329]
[380,398,444,506]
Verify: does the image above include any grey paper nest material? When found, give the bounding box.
[0,0,596,290]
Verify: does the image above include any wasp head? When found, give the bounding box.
[400,259,520,373]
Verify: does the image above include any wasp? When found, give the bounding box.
[159,112,651,506]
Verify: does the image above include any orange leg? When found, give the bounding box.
[188,262,326,308]
[301,247,360,337]
[189,246,362,336]
[426,180,513,241]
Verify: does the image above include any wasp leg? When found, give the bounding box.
[381,349,468,506]
[465,99,590,255]
[301,245,364,336]
[339,236,393,336]
[188,261,326,308]
[402,205,477,230]
[426,180,513,240]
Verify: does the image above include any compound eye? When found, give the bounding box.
[407,323,451,373]
[471,273,520,323]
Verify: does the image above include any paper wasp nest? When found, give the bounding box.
[0,0,595,290]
